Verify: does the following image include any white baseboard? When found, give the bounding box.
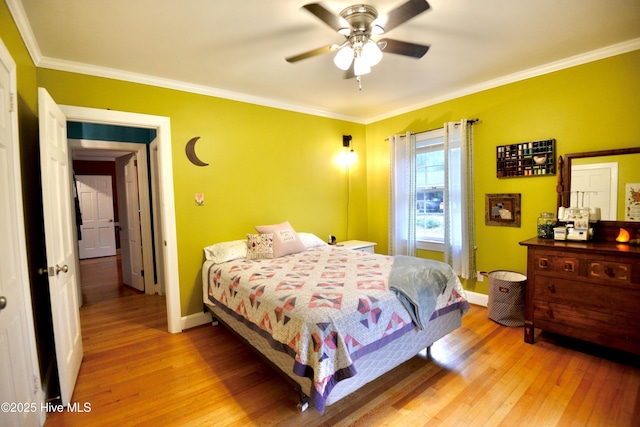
[181,310,212,330]
[464,290,488,307]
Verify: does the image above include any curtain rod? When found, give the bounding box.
[414,118,479,135]
[384,118,480,141]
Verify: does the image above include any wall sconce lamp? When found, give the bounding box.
[342,135,357,167]
[343,135,352,147]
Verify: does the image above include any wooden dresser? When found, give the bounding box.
[519,237,640,355]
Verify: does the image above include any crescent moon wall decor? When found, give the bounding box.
[185,136,209,166]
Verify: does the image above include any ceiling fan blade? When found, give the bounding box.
[286,44,339,63]
[375,0,430,33]
[302,3,350,32]
[379,38,430,58]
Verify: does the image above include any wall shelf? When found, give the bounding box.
[496,139,555,178]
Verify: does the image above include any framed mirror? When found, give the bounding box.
[558,147,640,239]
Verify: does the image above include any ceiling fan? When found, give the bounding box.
[286,0,431,88]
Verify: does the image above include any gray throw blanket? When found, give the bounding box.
[388,255,454,329]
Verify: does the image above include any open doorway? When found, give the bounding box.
[60,104,181,333]
[70,139,158,293]
[72,141,156,305]
[32,91,181,408]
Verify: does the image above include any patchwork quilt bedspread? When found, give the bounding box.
[205,246,468,413]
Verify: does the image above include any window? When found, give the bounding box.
[415,129,445,251]
[390,121,475,277]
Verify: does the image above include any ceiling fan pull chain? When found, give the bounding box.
[357,76,362,91]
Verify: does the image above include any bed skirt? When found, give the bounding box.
[205,301,463,409]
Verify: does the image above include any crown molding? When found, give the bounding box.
[367,38,640,124]
[37,56,367,124]
[6,0,365,123]
[7,0,639,125]
[5,0,42,64]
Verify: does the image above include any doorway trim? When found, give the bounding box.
[61,105,181,333]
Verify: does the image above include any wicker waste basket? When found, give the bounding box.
[485,270,527,327]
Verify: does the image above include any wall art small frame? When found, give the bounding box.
[485,193,521,227]
[625,183,640,221]
[496,138,555,178]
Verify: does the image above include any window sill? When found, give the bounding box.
[417,240,444,252]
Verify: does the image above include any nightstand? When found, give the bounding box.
[337,240,377,253]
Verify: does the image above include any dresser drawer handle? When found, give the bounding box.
[547,284,556,293]
[604,266,615,278]
[563,261,574,272]
[546,308,554,319]
[538,258,550,269]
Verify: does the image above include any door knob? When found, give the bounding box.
[0,296,6,311]
[55,264,69,275]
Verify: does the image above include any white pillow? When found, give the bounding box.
[203,240,247,263]
[298,232,328,249]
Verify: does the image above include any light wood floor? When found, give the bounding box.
[44,256,640,426]
[77,255,141,306]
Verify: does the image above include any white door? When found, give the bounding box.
[77,175,117,259]
[116,153,144,291]
[571,162,618,220]
[38,87,83,405]
[0,39,42,427]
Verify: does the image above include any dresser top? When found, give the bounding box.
[519,237,640,256]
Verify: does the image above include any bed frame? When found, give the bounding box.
[204,300,464,412]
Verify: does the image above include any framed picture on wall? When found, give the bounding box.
[625,183,640,221]
[485,193,521,227]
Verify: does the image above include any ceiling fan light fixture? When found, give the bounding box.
[334,46,354,70]
[290,1,433,86]
[361,39,382,66]
[353,55,371,76]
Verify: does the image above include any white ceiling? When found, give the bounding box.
[11,0,640,123]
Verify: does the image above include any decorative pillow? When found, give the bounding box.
[246,233,274,260]
[203,240,247,263]
[298,232,328,249]
[254,221,306,258]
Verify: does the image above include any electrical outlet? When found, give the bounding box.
[477,271,484,282]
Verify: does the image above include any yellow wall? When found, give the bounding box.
[3,1,640,314]
[36,69,367,315]
[366,50,640,293]
[0,2,36,108]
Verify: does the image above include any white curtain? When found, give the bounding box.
[388,132,416,256]
[444,120,476,279]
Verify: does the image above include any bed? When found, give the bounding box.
[202,227,469,414]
